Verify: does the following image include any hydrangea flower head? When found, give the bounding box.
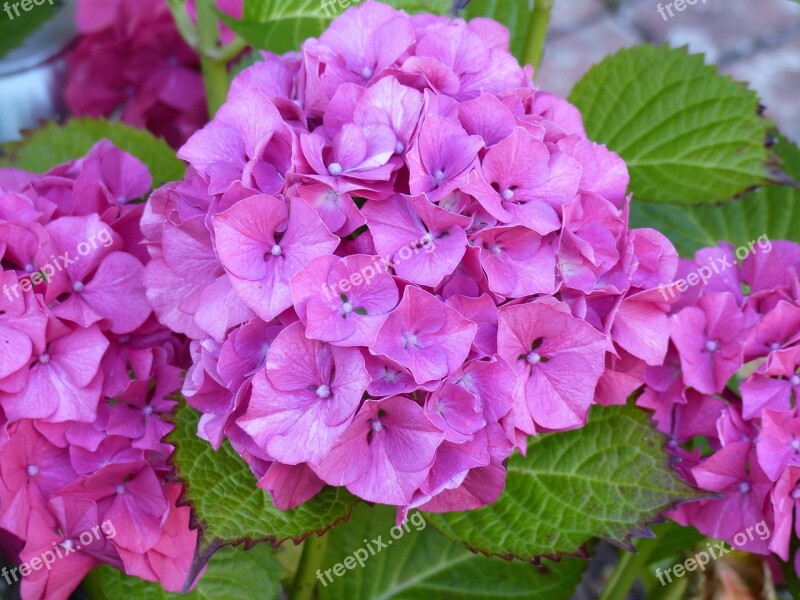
[144,1,678,515]
[639,238,800,574]
[0,143,196,598]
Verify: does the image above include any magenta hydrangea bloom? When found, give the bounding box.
[239,321,370,464]
[0,143,197,598]
[143,1,678,514]
[66,0,243,148]
[639,238,800,574]
[498,302,607,432]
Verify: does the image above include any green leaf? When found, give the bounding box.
[569,45,774,205]
[463,0,534,62]
[630,136,800,256]
[0,118,185,186]
[427,405,698,559]
[319,504,586,600]
[84,543,283,600]
[224,0,451,54]
[0,0,58,59]
[384,0,452,13]
[221,0,330,54]
[170,401,355,554]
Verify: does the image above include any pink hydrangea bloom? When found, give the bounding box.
[0,143,196,597]
[143,1,677,515]
[67,0,243,148]
[640,239,800,574]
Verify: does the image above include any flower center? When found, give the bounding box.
[394,140,405,155]
[490,244,502,256]
[72,281,85,293]
[38,353,51,365]
[270,244,282,257]
[27,465,38,477]
[739,481,750,494]
[791,439,800,451]
[704,340,719,352]
[501,188,514,201]
[792,375,800,386]
[143,405,154,416]
[370,419,384,433]
[116,484,126,495]
[24,263,34,273]
[526,351,541,365]
[433,169,446,184]
[793,486,800,500]
[118,335,131,344]
[771,342,781,351]
[342,302,353,314]
[328,162,344,177]
[402,331,419,348]
[316,384,331,399]
[361,66,373,79]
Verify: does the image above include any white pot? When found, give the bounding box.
[0,0,76,143]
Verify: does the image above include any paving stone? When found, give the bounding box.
[537,15,644,97]
[549,0,608,34]
[722,36,800,143]
[622,0,800,60]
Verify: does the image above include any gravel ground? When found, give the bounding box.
[537,0,800,142]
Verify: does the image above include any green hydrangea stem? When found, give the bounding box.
[523,0,554,76]
[291,534,329,600]
[599,535,660,600]
[195,0,229,117]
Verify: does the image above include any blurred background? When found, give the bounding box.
[537,0,800,142]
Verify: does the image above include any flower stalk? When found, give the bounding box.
[523,0,554,76]
[291,535,328,600]
[599,535,661,600]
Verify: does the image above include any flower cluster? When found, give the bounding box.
[65,0,242,148]
[0,142,195,599]
[639,239,800,571]
[143,1,678,515]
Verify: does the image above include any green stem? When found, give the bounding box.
[290,535,328,600]
[209,35,248,62]
[523,0,554,76]
[599,536,660,600]
[196,0,229,117]
[646,574,689,600]
[166,0,198,50]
